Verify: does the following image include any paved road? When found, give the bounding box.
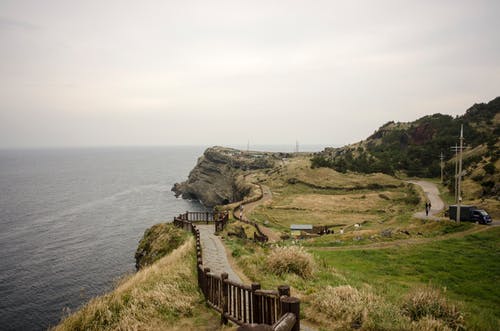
[197,224,241,282]
[408,180,446,220]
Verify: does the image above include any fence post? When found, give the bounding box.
[280,296,300,331]
[278,285,290,298]
[251,283,261,324]
[203,267,210,297]
[220,272,229,325]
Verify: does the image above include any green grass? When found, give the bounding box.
[311,227,500,330]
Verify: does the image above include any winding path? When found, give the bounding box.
[408,180,446,220]
[197,224,241,282]
[240,185,281,242]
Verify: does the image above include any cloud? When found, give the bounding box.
[0,1,499,148]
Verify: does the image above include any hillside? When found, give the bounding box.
[52,228,219,331]
[312,97,500,198]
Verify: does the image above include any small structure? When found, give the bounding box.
[290,224,313,232]
[290,224,313,238]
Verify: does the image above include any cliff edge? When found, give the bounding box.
[172,146,279,207]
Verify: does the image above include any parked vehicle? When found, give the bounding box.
[449,205,492,224]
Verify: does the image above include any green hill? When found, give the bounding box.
[312,97,500,198]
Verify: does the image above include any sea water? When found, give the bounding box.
[0,146,207,330]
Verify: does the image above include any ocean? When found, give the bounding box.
[0,146,208,330]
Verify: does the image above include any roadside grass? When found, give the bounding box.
[52,238,220,331]
[225,227,499,330]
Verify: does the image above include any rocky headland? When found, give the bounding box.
[172,146,283,207]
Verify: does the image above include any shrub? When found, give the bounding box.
[134,224,187,270]
[411,316,453,331]
[267,245,314,278]
[483,162,496,175]
[307,285,404,330]
[402,286,464,330]
[309,285,368,328]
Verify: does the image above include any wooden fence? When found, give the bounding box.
[232,184,269,243]
[173,213,299,331]
[176,211,228,232]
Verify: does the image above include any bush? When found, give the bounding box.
[267,245,314,278]
[483,162,496,175]
[411,316,453,331]
[309,285,369,328]
[134,224,187,270]
[402,286,464,330]
[307,285,406,330]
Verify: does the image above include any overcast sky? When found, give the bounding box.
[0,0,499,148]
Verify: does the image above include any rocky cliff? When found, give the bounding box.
[172,146,279,207]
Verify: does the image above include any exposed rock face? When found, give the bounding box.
[172,146,277,207]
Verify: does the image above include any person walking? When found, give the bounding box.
[425,202,429,216]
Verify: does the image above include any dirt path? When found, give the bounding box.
[408,180,446,220]
[239,185,281,242]
[312,223,491,251]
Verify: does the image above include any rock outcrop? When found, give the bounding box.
[172,146,278,207]
[135,223,187,270]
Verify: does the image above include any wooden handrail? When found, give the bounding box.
[173,212,299,330]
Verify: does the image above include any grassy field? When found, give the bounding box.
[312,227,500,330]
[224,155,500,330]
[247,156,468,246]
[224,227,500,330]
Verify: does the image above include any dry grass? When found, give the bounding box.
[410,316,453,331]
[250,156,417,232]
[306,285,397,330]
[276,191,404,212]
[253,206,382,229]
[284,157,401,188]
[52,238,219,331]
[402,286,464,331]
[307,285,465,331]
[267,245,315,278]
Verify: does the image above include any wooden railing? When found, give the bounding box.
[233,206,269,243]
[173,213,299,331]
[232,184,269,243]
[176,211,228,232]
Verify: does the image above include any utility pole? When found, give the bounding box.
[450,144,459,203]
[450,140,469,207]
[295,140,299,153]
[440,152,444,183]
[457,125,464,223]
